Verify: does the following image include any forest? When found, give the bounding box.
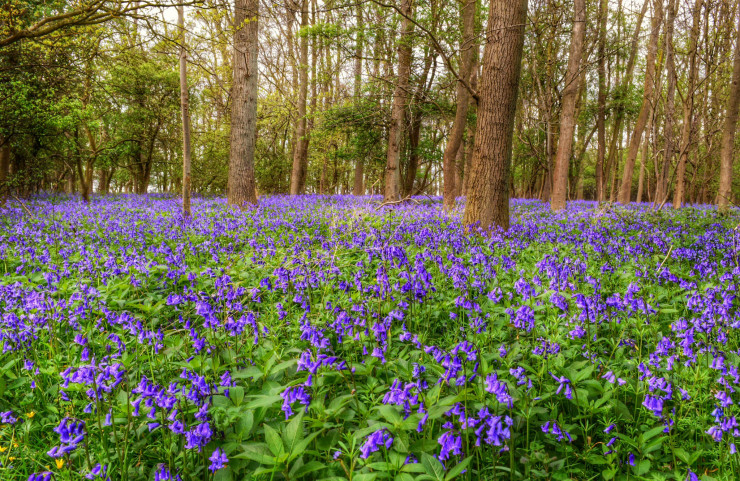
[4,1,740,481]
[1,0,739,223]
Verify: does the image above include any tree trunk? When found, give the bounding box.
[442,0,476,210]
[352,2,365,196]
[656,0,678,206]
[463,0,527,231]
[227,0,259,207]
[290,0,310,195]
[0,139,9,201]
[595,0,608,202]
[383,0,414,203]
[604,0,649,197]
[674,0,702,208]
[179,5,193,217]
[550,0,586,211]
[718,10,740,213]
[617,0,662,204]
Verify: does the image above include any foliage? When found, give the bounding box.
[1,196,739,480]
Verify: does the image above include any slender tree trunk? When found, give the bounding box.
[718,10,740,212]
[0,139,10,201]
[442,0,476,210]
[550,0,586,211]
[178,5,192,217]
[290,0,310,195]
[383,0,414,203]
[352,2,365,196]
[656,0,678,206]
[604,0,649,196]
[595,0,608,202]
[227,0,259,207]
[463,0,527,231]
[617,0,662,204]
[674,0,703,208]
[462,52,479,198]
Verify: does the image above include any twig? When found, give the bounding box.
[656,245,674,273]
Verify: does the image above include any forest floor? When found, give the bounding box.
[1,195,739,481]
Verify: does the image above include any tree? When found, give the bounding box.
[463,0,527,231]
[290,0,310,195]
[227,0,259,207]
[655,0,678,206]
[550,0,586,212]
[179,5,193,217]
[383,0,414,203]
[674,0,703,208]
[617,0,662,204]
[442,0,476,211]
[718,10,740,213]
[595,0,608,202]
[352,2,365,196]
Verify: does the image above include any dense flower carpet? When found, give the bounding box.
[1,195,738,481]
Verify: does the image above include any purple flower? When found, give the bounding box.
[360,429,393,459]
[209,448,228,472]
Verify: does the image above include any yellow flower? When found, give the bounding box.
[55,459,65,469]
[26,412,35,419]
[0,446,6,453]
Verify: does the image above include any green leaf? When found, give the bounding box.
[632,460,650,476]
[445,456,472,480]
[421,453,446,481]
[293,460,326,478]
[264,424,285,457]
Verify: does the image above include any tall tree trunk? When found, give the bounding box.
[604,0,649,197]
[383,0,414,203]
[179,5,193,217]
[718,10,740,213]
[227,0,259,207]
[353,2,365,196]
[0,139,10,201]
[656,0,678,206]
[595,0,608,201]
[550,0,586,211]
[674,0,703,208]
[463,0,527,231]
[290,0,310,195]
[442,0,476,210]
[617,0,662,204]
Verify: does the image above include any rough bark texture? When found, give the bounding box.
[442,0,476,211]
[550,0,586,211]
[178,5,192,217]
[462,0,527,231]
[383,0,414,203]
[595,0,608,202]
[604,0,649,197]
[617,0,662,204]
[290,0,309,195]
[656,0,678,206]
[352,2,365,196]
[718,10,740,212]
[674,0,702,208]
[227,0,259,208]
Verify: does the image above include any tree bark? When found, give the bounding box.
[550,0,586,211]
[227,0,259,208]
[674,0,703,208]
[462,0,527,231]
[179,5,193,217]
[352,2,365,196]
[595,0,608,202]
[655,0,678,206]
[290,0,310,195]
[442,0,476,210]
[718,9,740,213]
[604,0,649,197]
[617,0,662,204]
[383,0,414,203]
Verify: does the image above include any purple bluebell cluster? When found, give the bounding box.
[2,195,739,479]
